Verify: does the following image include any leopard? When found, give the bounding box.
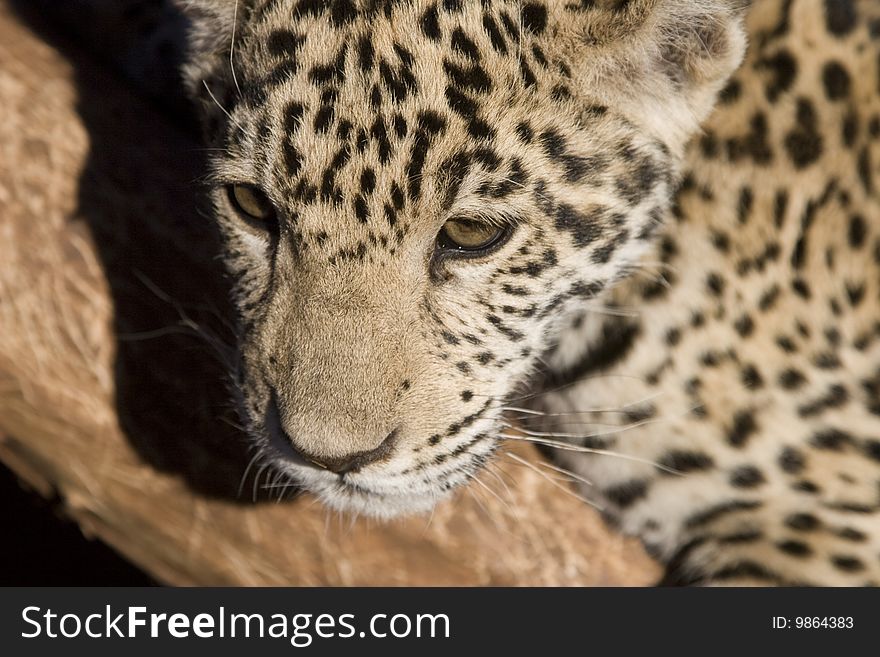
[532,0,880,586]
[32,0,880,585]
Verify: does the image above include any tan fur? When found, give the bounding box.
[172,0,880,584]
[176,0,746,518]
[541,0,880,585]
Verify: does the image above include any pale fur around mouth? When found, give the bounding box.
[256,424,451,517]
[270,457,448,518]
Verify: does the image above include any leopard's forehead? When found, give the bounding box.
[200,0,667,259]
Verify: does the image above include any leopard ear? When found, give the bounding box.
[172,1,247,105]
[173,0,240,56]
[556,0,748,153]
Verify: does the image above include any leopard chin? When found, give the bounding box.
[260,432,460,519]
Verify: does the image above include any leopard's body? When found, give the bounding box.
[41,0,880,585]
[538,1,880,585]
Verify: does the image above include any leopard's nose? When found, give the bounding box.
[265,393,398,474]
[295,428,399,474]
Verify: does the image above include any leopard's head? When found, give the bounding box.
[178,0,746,516]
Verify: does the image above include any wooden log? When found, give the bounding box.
[0,2,659,586]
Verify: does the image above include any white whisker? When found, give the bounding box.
[237,450,262,499]
[581,302,641,318]
[465,485,493,523]
[499,433,680,475]
[537,460,594,487]
[472,474,514,517]
[230,0,243,99]
[468,372,649,406]
[499,413,667,440]
[202,80,251,138]
[484,462,517,502]
[502,391,663,418]
[504,452,604,511]
[252,464,269,502]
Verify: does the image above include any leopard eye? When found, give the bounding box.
[437,218,509,254]
[227,183,276,225]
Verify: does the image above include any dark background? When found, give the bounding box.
[0,465,153,585]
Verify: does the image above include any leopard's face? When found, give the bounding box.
[180,0,746,516]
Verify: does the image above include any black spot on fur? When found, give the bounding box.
[313,103,335,133]
[837,527,867,542]
[353,195,368,222]
[657,450,714,474]
[370,116,392,164]
[719,79,742,104]
[616,157,660,206]
[734,314,755,338]
[443,59,491,93]
[329,0,357,26]
[786,513,820,531]
[792,480,820,494]
[267,30,305,59]
[356,35,374,72]
[727,410,758,447]
[420,4,441,41]
[520,60,538,88]
[451,28,480,61]
[554,203,602,247]
[784,98,824,168]
[308,43,347,85]
[798,384,849,417]
[810,428,854,450]
[774,190,789,227]
[779,368,807,390]
[711,561,790,584]
[730,465,765,488]
[823,61,851,100]
[719,530,764,545]
[706,272,726,296]
[776,335,797,354]
[741,364,764,389]
[521,2,548,33]
[656,536,709,586]
[791,277,812,299]
[831,555,865,572]
[685,500,762,530]
[604,479,649,508]
[776,539,812,557]
[756,49,797,102]
[825,0,858,36]
[858,147,874,195]
[726,112,773,164]
[540,319,640,388]
[516,121,534,143]
[499,11,520,39]
[481,13,507,53]
[737,187,754,224]
[283,142,303,177]
[848,214,867,248]
[779,446,806,474]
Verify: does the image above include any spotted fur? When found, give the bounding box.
[536,0,880,585]
[171,0,747,519]
[49,0,880,585]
